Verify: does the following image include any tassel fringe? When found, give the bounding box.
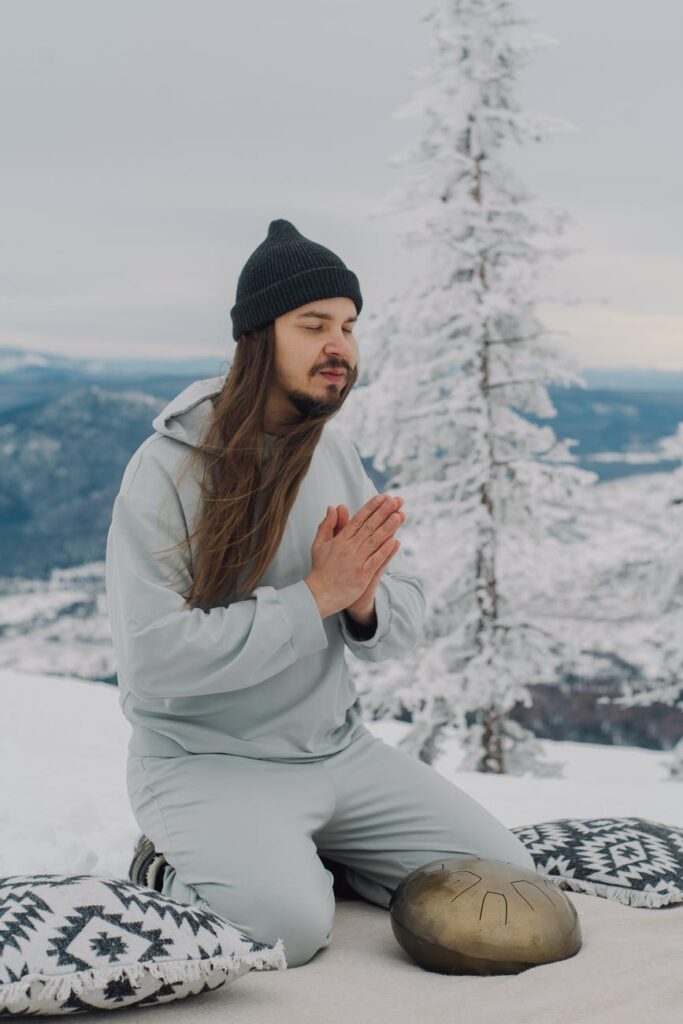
[551,876,680,909]
[0,939,287,1013]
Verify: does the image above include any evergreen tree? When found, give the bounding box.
[337,0,599,773]
[602,424,683,780]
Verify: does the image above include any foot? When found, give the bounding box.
[128,833,169,892]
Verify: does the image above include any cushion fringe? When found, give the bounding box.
[553,876,679,908]
[0,938,287,1011]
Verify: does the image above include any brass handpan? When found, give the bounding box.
[389,856,582,975]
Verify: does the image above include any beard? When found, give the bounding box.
[283,380,344,422]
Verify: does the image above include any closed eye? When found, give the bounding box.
[305,326,354,334]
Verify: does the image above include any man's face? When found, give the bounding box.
[269,297,358,425]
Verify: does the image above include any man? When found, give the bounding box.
[106,218,536,969]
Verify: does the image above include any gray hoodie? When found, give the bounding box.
[105,375,425,761]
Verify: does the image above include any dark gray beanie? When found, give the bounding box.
[230,218,363,341]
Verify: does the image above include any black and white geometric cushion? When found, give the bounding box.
[0,874,287,1016]
[510,817,683,909]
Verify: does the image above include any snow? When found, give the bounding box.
[1,669,680,882]
[0,352,50,373]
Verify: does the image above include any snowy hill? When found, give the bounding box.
[1,669,679,881]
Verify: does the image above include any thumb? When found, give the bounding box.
[319,505,336,531]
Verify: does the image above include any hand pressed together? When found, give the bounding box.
[333,496,405,622]
[306,492,407,620]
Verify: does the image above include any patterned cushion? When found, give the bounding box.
[0,873,287,1016]
[510,817,683,908]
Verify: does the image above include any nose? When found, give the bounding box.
[323,335,355,370]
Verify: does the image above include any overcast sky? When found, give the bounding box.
[1,0,681,370]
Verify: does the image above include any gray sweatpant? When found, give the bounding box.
[126,727,535,968]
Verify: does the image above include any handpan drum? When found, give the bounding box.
[389,856,582,975]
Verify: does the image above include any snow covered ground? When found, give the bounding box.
[1,668,680,880]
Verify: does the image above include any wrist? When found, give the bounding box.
[344,601,378,639]
[345,602,376,627]
[305,575,334,619]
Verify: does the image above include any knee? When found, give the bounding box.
[480,829,536,873]
[267,897,335,968]
[437,821,536,876]
[494,825,536,872]
[198,881,335,970]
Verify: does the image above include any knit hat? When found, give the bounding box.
[230,218,363,341]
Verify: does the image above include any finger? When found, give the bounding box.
[374,540,398,579]
[383,538,400,564]
[357,497,404,549]
[356,507,403,559]
[333,504,349,537]
[368,535,399,573]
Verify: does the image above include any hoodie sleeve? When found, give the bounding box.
[105,485,329,701]
[336,441,426,662]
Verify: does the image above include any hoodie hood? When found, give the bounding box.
[151,374,284,449]
[151,375,225,448]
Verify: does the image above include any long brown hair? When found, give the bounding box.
[166,320,359,609]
